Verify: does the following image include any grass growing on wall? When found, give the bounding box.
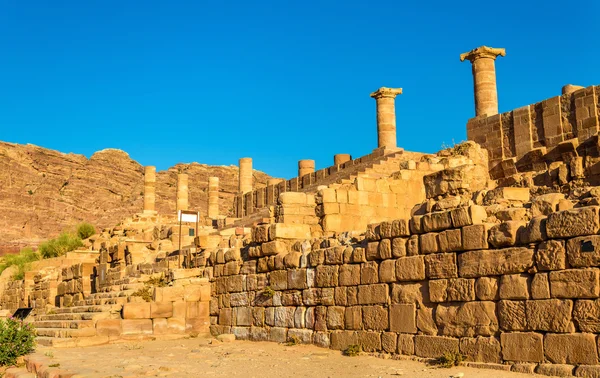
[0,248,41,280]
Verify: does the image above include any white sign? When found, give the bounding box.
[178,211,199,223]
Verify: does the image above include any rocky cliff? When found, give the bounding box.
[0,142,270,253]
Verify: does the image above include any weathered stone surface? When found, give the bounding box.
[330,330,358,351]
[549,269,600,298]
[461,224,490,251]
[339,264,360,286]
[423,164,488,199]
[389,304,416,333]
[475,277,499,301]
[378,239,392,260]
[459,336,502,363]
[362,305,388,331]
[344,306,362,330]
[315,265,338,287]
[546,206,600,239]
[417,305,438,335]
[567,235,600,268]
[397,334,415,355]
[437,229,462,252]
[326,306,345,330]
[536,240,566,271]
[526,299,573,332]
[414,335,459,358]
[379,259,396,283]
[422,211,452,232]
[360,261,379,284]
[356,330,382,352]
[519,217,547,244]
[435,301,498,337]
[575,365,600,378]
[366,241,380,261]
[391,282,428,304]
[574,299,600,332]
[531,193,566,217]
[123,303,151,319]
[381,332,397,353]
[357,284,388,305]
[499,274,530,300]
[535,364,574,377]
[545,333,599,365]
[500,332,544,362]
[488,221,526,248]
[450,205,487,228]
[429,278,475,302]
[407,235,419,256]
[391,237,407,258]
[498,300,526,331]
[419,232,439,254]
[531,273,551,299]
[396,256,425,281]
[424,253,457,279]
[458,248,534,278]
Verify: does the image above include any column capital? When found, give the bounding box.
[370,87,403,99]
[460,46,506,62]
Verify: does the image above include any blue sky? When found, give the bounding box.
[1,1,597,179]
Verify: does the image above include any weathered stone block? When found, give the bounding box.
[391,282,427,304]
[407,235,419,256]
[392,237,407,258]
[262,240,287,256]
[378,239,392,260]
[122,319,153,335]
[424,253,457,279]
[379,260,396,283]
[287,268,307,290]
[435,301,498,337]
[397,334,414,355]
[366,241,380,261]
[389,304,416,333]
[417,305,438,335]
[526,299,573,332]
[519,217,548,244]
[150,302,173,318]
[96,319,122,337]
[438,229,462,252]
[422,211,452,232]
[500,332,544,362]
[459,337,501,363]
[567,235,600,268]
[326,306,345,330]
[315,265,338,287]
[381,332,397,354]
[396,256,425,281]
[419,232,439,254]
[531,273,550,299]
[274,307,295,328]
[269,270,288,291]
[356,330,382,352]
[537,239,566,271]
[549,269,600,298]
[458,248,534,278]
[357,284,388,305]
[545,333,599,365]
[360,261,379,284]
[461,224,491,251]
[488,221,526,248]
[499,274,530,300]
[535,364,575,377]
[123,303,151,319]
[414,335,459,358]
[475,277,499,301]
[391,219,410,237]
[429,278,475,302]
[546,206,600,239]
[339,264,360,286]
[344,306,362,330]
[362,305,388,331]
[330,330,359,351]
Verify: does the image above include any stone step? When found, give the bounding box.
[74,296,128,306]
[36,335,110,348]
[54,304,122,314]
[36,311,111,322]
[33,319,95,329]
[4,366,36,378]
[35,327,97,338]
[87,289,135,299]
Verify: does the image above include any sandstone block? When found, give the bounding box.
[486,187,530,202]
[499,274,530,300]
[389,304,416,333]
[417,305,438,335]
[435,301,498,337]
[269,223,312,239]
[545,333,599,365]
[519,217,548,244]
[274,307,295,328]
[122,303,151,319]
[344,306,362,330]
[546,206,600,239]
[550,269,600,298]
[378,239,392,260]
[167,318,186,334]
[327,306,345,330]
[414,335,459,358]
[575,365,600,378]
[269,270,288,291]
[537,239,566,271]
[366,241,380,261]
[429,278,475,302]
[122,319,153,335]
[396,256,425,281]
[96,319,122,337]
[382,332,397,354]
[531,273,551,299]
[410,215,424,234]
[419,232,439,254]
[461,224,491,251]
[330,331,359,351]
[362,305,388,331]
[500,332,544,362]
[397,334,415,355]
[262,240,287,256]
[459,336,501,363]
[357,284,388,305]
[574,299,600,332]
[422,211,452,232]
[392,219,410,237]
[356,330,382,352]
[450,205,487,228]
[360,261,379,284]
[339,264,360,286]
[437,229,462,252]
[287,268,308,290]
[488,221,526,248]
[567,235,600,268]
[424,253,457,279]
[535,364,575,376]
[407,235,419,256]
[475,277,499,301]
[315,265,338,287]
[151,302,173,318]
[458,247,534,278]
[526,299,573,332]
[391,237,407,258]
[391,282,427,304]
[379,260,396,283]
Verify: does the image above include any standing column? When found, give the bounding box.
[460,46,506,117]
[334,154,351,166]
[239,157,253,194]
[207,176,219,219]
[176,173,189,212]
[143,166,156,214]
[298,159,315,177]
[370,87,403,149]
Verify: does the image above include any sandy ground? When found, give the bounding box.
[36,338,537,378]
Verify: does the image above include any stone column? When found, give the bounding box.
[207,176,219,219]
[239,158,253,194]
[460,46,506,117]
[267,178,283,186]
[298,160,315,177]
[334,154,351,166]
[143,166,156,214]
[370,87,403,149]
[176,173,189,212]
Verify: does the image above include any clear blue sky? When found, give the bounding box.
[1,1,597,179]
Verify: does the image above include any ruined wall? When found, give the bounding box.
[468,85,600,178]
[205,200,600,374]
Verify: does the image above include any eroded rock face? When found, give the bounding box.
[0,141,270,252]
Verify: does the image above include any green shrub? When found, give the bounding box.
[0,317,36,366]
[132,286,153,302]
[76,222,96,240]
[344,344,361,357]
[0,248,40,280]
[38,232,83,259]
[435,352,465,368]
[262,286,275,298]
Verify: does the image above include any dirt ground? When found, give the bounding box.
[31,337,541,378]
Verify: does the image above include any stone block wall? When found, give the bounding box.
[57,263,94,307]
[206,202,600,373]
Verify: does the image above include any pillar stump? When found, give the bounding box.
[207,176,219,219]
[143,166,156,214]
[239,158,253,194]
[460,46,506,117]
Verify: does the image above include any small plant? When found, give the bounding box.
[262,286,275,298]
[46,309,56,315]
[27,190,33,195]
[38,232,83,259]
[435,352,465,368]
[189,332,199,338]
[48,363,60,367]
[0,248,41,280]
[0,317,36,366]
[44,351,54,358]
[145,275,167,287]
[285,335,300,346]
[124,343,143,350]
[131,286,153,302]
[76,222,96,240]
[344,344,361,357]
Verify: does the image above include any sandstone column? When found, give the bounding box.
[267,178,283,186]
[143,166,156,214]
[370,87,403,149]
[334,154,351,166]
[298,160,315,177]
[207,176,219,219]
[460,46,506,117]
[239,158,253,194]
[176,173,189,212]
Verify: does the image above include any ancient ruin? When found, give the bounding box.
[2,45,600,377]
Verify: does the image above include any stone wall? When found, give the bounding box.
[468,85,600,179]
[205,198,600,374]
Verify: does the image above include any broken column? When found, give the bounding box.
[207,176,219,219]
[143,166,156,214]
[298,160,315,177]
[460,46,506,117]
[239,157,253,194]
[370,87,403,150]
[176,173,189,212]
[334,154,351,166]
